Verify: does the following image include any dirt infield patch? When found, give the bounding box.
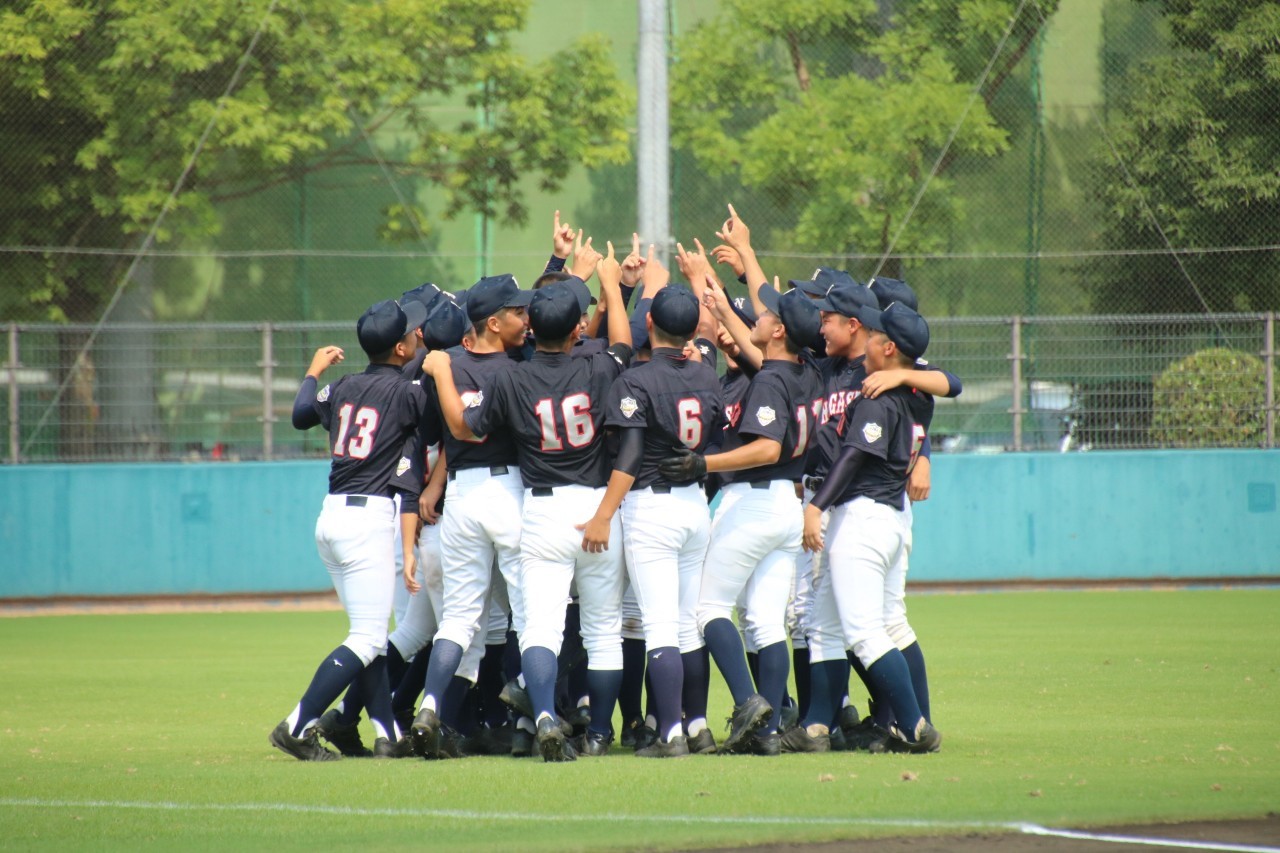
[707,816,1279,851]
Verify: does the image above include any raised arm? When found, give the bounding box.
[598,242,631,347]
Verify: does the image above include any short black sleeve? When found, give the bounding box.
[841,395,897,460]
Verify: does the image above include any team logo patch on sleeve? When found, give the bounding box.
[619,397,639,419]
[463,390,483,409]
[396,456,412,477]
[862,422,883,443]
[697,344,711,356]
[756,406,776,426]
[316,384,331,402]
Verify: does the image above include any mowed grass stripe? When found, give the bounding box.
[1,589,1276,851]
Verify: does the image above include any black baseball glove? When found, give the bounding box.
[657,448,707,483]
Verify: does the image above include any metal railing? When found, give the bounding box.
[3,314,1275,463]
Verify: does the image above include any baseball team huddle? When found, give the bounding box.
[270,204,962,763]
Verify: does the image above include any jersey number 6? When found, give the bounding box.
[535,394,594,451]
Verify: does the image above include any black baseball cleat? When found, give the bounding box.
[632,722,658,752]
[721,693,772,754]
[510,726,534,758]
[687,728,717,755]
[620,716,644,749]
[409,707,442,759]
[498,679,535,719]
[828,725,848,752]
[635,735,690,758]
[888,719,942,754]
[846,716,893,753]
[438,726,464,759]
[315,708,372,757]
[536,715,575,762]
[780,724,831,753]
[567,705,592,737]
[577,729,613,757]
[269,720,340,762]
[837,703,862,734]
[373,737,415,759]
[779,702,800,732]
[744,730,780,756]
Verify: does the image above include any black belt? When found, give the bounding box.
[448,465,509,481]
[650,484,671,495]
[748,480,772,490]
[345,495,369,507]
[803,476,824,492]
[530,486,554,497]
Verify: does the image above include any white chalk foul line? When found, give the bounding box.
[1017,823,1280,853]
[2,799,1275,851]
[0,797,1002,829]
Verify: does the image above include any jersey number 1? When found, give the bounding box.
[334,403,379,459]
[535,394,594,451]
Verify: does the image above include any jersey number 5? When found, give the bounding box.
[334,403,379,459]
[535,394,594,451]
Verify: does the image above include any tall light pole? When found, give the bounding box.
[637,0,670,261]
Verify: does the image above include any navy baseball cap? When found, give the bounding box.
[527,282,582,340]
[357,299,429,355]
[868,276,918,311]
[650,286,700,338]
[864,302,930,360]
[814,281,878,321]
[729,295,758,327]
[758,286,822,351]
[402,282,445,313]
[791,266,859,298]
[466,274,533,325]
[421,296,468,351]
[563,275,596,314]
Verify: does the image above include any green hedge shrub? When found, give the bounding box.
[1150,347,1266,447]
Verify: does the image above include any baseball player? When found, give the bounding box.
[270,297,430,761]
[425,255,632,762]
[409,274,533,759]
[585,283,724,758]
[800,301,942,754]
[659,282,825,755]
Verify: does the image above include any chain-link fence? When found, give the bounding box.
[3,313,1273,463]
[2,1,1277,462]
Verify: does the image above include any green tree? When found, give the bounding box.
[0,0,631,322]
[1086,0,1280,314]
[668,0,1055,277]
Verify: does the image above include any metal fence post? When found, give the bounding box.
[1010,315,1024,452]
[1265,312,1275,450]
[261,323,275,461]
[7,324,18,464]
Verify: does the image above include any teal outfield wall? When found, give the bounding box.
[1,451,1277,598]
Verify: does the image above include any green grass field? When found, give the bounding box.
[2,589,1276,851]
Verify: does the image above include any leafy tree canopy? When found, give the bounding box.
[0,0,631,321]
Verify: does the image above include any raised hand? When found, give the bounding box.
[711,243,746,278]
[640,243,669,295]
[421,349,451,378]
[597,240,623,290]
[715,203,752,252]
[571,232,603,281]
[307,346,344,378]
[552,210,575,259]
[621,232,646,287]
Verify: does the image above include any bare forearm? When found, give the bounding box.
[705,438,781,473]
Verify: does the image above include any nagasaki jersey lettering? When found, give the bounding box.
[605,348,725,490]
[440,347,521,472]
[464,346,632,489]
[716,359,824,485]
[807,353,866,478]
[314,364,433,497]
[831,386,934,509]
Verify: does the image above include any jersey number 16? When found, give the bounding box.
[535,394,594,451]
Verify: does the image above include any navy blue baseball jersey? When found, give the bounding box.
[604,347,725,490]
[715,359,824,485]
[807,353,867,478]
[440,346,522,472]
[829,385,934,509]
[314,364,434,497]
[463,346,632,488]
